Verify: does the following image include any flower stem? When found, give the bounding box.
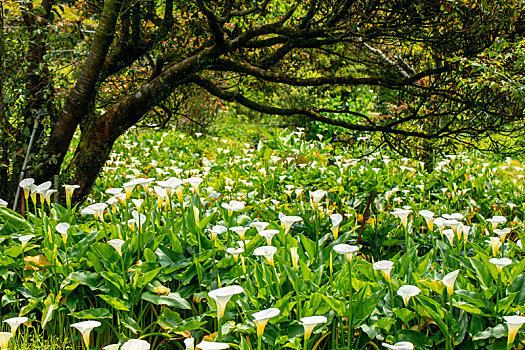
[347,260,354,348]
[217,316,223,342]
[257,335,262,350]
[448,297,454,350]
[496,272,502,325]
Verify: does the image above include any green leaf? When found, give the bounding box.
[0,207,32,233]
[472,324,506,340]
[297,233,316,260]
[137,267,164,289]
[122,316,142,334]
[394,308,416,324]
[101,271,127,294]
[508,273,525,305]
[452,302,485,316]
[97,294,129,311]
[41,294,58,329]
[69,308,112,320]
[141,292,191,309]
[65,271,107,292]
[158,308,183,330]
[470,257,492,289]
[20,298,40,317]
[239,336,252,350]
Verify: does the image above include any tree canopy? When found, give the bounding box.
[1,0,524,204]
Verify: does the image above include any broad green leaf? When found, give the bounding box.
[122,316,142,334]
[42,294,59,329]
[20,298,40,316]
[101,271,127,294]
[452,302,485,316]
[69,308,112,320]
[470,257,492,289]
[0,207,32,233]
[97,294,129,311]
[394,308,416,324]
[508,273,525,305]
[472,324,506,340]
[141,291,191,309]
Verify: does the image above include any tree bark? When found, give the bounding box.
[0,0,7,198]
[39,0,123,183]
[66,114,121,203]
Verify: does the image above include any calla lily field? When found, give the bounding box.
[1,129,525,350]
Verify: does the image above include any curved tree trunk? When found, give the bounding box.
[37,0,123,184]
[67,115,120,203]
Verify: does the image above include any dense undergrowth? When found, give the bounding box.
[0,128,524,350]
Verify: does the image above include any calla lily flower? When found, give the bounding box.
[102,345,119,350]
[105,188,123,196]
[259,229,279,245]
[494,228,511,243]
[504,315,525,345]
[333,244,359,262]
[397,285,421,306]
[443,213,464,221]
[63,184,80,206]
[300,315,327,340]
[330,213,343,239]
[488,237,502,256]
[44,189,57,206]
[419,210,435,231]
[0,332,12,350]
[252,308,280,336]
[443,219,460,234]
[208,285,245,320]
[19,178,35,200]
[107,239,126,256]
[209,225,228,240]
[186,177,203,194]
[250,221,270,233]
[487,215,507,230]
[121,339,151,350]
[434,217,446,234]
[196,341,230,350]
[442,269,460,296]
[279,214,303,235]
[230,226,250,240]
[309,190,326,210]
[373,260,394,282]
[489,257,512,273]
[221,200,245,213]
[132,198,144,212]
[382,341,414,350]
[462,225,471,242]
[123,179,141,199]
[70,320,101,349]
[253,246,278,266]
[36,181,52,199]
[56,223,70,244]
[226,247,244,262]
[184,337,195,350]
[290,247,299,270]
[91,202,108,220]
[443,229,455,245]
[18,235,35,249]
[391,209,412,229]
[3,316,28,335]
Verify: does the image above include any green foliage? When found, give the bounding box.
[0,128,524,349]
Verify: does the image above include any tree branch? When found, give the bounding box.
[191,75,452,139]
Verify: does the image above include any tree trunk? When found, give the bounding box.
[0,0,7,199]
[38,0,123,184]
[67,114,121,203]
